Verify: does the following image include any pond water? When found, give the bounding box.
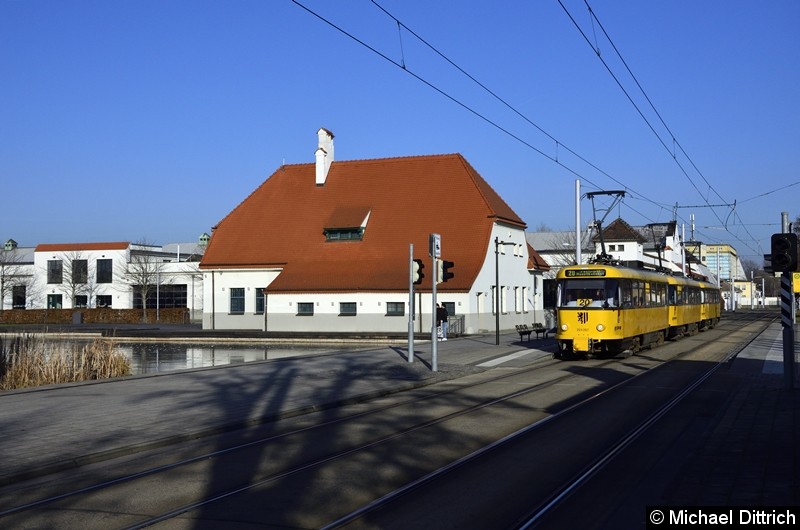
[113,342,349,375]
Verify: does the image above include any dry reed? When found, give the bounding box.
[0,334,131,390]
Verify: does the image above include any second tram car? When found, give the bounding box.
[555,264,721,358]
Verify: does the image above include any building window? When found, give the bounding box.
[133,284,188,309]
[339,302,357,316]
[386,302,404,316]
[617,244,625,251]
[47,260,63,284]
[47,294,63,309]
[72,259,88,284]
[255,291,265,314]
[324,228,364,241]
[297,302,314,316]
[12,285,26,309]
[442,302,455,317]
[74,295,88,308]
[97,259,113,283]
[229,288,245,314]
[96,295,112,308]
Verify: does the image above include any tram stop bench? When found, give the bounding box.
[516,324,549,342]
[516,325,533,341]
[531,323,548,339]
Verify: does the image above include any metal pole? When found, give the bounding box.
[431,253,438,372]
[575,180,581,265]
[409,248,415,360]
[781,272,795,389]
[495,237,500,345]
[731,258,736,312]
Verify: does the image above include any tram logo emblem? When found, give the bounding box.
[577,311,589,324]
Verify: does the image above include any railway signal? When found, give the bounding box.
[770,233,799,272]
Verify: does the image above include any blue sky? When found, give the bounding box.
[2,1,798,264]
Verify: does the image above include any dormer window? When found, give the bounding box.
[324,206,370,242]
[324,227,364,241]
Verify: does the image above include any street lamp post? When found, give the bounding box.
[495,237,516,345]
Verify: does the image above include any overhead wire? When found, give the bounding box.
[290,0,599,188]
[292,0,764,254]
[567,0,771,256]
[291,0,713,246]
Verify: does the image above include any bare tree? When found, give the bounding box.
[59,250,101,308]
[119,240,170,322]
[543,230,594,268]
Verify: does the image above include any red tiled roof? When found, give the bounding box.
[595,218,647,243]
[527,244,550,271]
[201,154,526,293]
[36,242,130,252]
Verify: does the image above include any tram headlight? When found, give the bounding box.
[596,324,605,332]
[560,324,568,331]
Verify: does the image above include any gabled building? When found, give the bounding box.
[200,129,550,334]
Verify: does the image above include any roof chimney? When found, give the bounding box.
[315,128,334,186]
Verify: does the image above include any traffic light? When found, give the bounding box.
[412,259,425,285]
[438,259,454,283]
[771,233,799,272]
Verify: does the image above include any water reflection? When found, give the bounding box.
[115,343,337,375]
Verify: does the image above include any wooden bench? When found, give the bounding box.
[515,324,532,341]
[531,323,548,339]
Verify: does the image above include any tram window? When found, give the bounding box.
[654,283,666,306]
[559,279,617,308]
[620,280,632,308]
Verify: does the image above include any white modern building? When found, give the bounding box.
[1,238,206,320]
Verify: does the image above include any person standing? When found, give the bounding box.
[437,303,449,341]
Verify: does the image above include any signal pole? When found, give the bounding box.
[408,243,414,363]
[430,234,441,372]
[780,273,795,389]
[774,212,797,389]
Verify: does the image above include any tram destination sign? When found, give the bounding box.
[565,269,607,277]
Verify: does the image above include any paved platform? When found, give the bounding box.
[0,323,797,511]
[661,322,800,506]
[0,332,554,485]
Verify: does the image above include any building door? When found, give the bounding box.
[47,294,63,309]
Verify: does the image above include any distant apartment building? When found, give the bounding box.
[701,244,747,282]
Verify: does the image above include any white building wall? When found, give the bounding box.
[29,247,203,312]
[201,223,542,335]
[33,247,130,309]
[203,268,281,330]
[463,224,537,334]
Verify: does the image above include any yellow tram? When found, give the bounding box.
[555,263,721,358]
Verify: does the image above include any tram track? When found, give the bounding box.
[322,313,773,529]
[0,313,772,529]
[0,354,622,528]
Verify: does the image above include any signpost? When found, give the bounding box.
[429,234,440,372]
